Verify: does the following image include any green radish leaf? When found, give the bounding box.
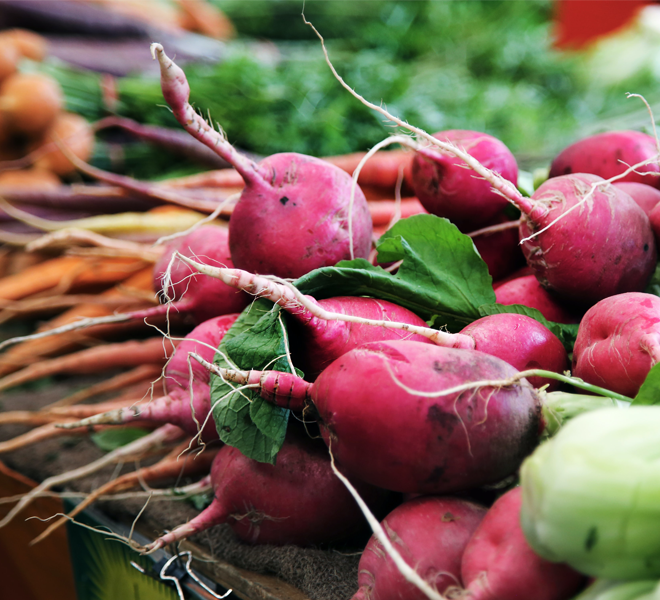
[210,298,291,464]
[297,215,495,330]
[632,363,660,405]
[90,428,149,452]
[477,303,579,352]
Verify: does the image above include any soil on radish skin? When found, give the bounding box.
[0,381,362,600]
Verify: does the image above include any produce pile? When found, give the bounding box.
[3,6,660,600]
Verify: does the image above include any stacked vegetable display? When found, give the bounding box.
[3,32,660,600]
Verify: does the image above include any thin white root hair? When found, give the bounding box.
[626,93,660,154]
[0,313,132,353]
[0,424,183,529]
[328,443,446,600]
[27,513,143,551]
[174,253,475,349]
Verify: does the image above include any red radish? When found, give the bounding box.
[495,275,582,324]
[459,313,568,390]
[353,496,487,600]
[572,292,660,397]
[548,131,660,187]
[60,313,239,442]
[648,200,660,241]
[410,130,518,231]
[461,487,586,600]
[151,43,372,278]
[144,431,387,552]
[153,225,250,324]
[519,174,656,306]
[613,182,660,216]
[210,340,543,494]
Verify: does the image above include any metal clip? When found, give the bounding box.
[131,551,232,599]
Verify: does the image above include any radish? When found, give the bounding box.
[60,313,239,442]
[153,225,250,324]
[613,182,660,217]
[518,174,656,306]
[548,131,660,187]
[494,275,582,324]
[143,430,388,552]
[459,313,568,390]
[353,496,487,600]
[572,292,660,397]
[410,130,518,231]
[150,43,372,278]
[207,340,542,494]
[461,487,586,600]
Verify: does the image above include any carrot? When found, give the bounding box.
[0,255,146,301]
[0,73,62,137]
[0,336,172,394]
[33,440,220,543]
[29,113,95,176]
[164,168,244,189]
[48,363,163,408]
[0,267,155,376]
[323,150,413,188]
[0,169,60,189]
[368,198,427,226]
[0,420,157,455]
[0,29,48,61]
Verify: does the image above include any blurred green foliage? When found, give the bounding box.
[41,0,660,176]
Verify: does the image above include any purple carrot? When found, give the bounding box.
[94,116,262,169]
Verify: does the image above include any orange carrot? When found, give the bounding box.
[322,150,413,188]
[0,255,147,301]
[0,73,62,137]
[0,337,172,394]
[0,267,155,376]
[368,198,427,226]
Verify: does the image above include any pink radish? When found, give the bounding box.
[209,340,543,494]
[144,431,388,552]
[548,131,660,187]
[518,173,656,306]
[353,496,487,600]
[459,313,568,390]
[572,292,660,397]
[461,487,586,600]
[60,313,239,442]
[410,130,518,231]
[495,275,582,324]
[150,43,372,278]
[153,225,249,323]
[613,182,660,216]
